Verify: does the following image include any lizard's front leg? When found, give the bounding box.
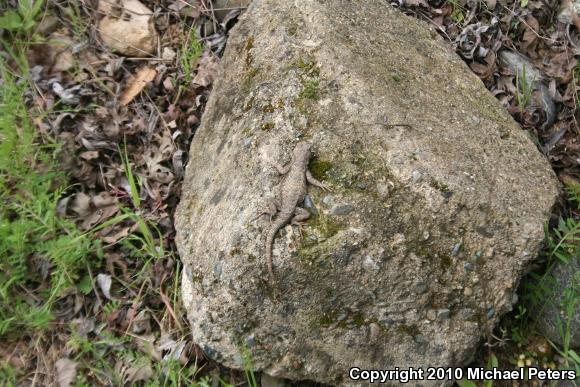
[306,170,330,190]
[271,161,290,175]
[253,199,279,222]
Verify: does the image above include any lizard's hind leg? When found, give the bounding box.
[291,207,310,237]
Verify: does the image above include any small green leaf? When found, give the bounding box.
[78,275,93,295]
[569,350,580,364]
[520,0,528,7]
[0,10,23,31]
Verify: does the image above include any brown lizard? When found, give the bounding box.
[258,141,328,286]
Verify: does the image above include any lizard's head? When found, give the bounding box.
[293,141,311,159]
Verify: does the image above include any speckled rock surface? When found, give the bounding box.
[175,0,560,384]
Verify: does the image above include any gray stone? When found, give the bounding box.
[175,0,559,384]
[436,309,451,321]
[331,204,354,216]
[536,258,580,349]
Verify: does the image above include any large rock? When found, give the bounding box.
[175,0,560,384]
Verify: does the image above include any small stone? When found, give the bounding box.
[369,322,381,341]
[451,243,462,256]
[414,334,426,343]
[464,262,475,271]
[411,170,423,183]
[484,248,494,258]
[331,204,354,215]
[463,287,473,296]
[363,255,379,271]
[376,183,391,200]
[437,309,450,321]
[422,231,430,240]
[303,195,318,214]
[460,308,474,319]
[427,309,437,321]
[246,334,257,347]
[469,251,482,263]
[487,307,495,319]
[415,282,428,294]
[162,47,176,61]
[322,195,333,206]
[213,262,222,277]
[469,116,481,124]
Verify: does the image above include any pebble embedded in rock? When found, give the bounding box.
[331,204,354,215]
[437,309,451,321]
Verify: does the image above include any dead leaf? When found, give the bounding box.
[193,52,219,87]
[55,358,77,387]
[125,363,154,383]
[520,15,540,56]
[70,192,92,217]
[135,334,162,361]
[96,273,113,300]
[120,67,157,105]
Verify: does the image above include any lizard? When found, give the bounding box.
[257,141,329,286]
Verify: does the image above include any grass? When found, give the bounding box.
[180,25,204,86]
[515,65,535,112]
[0,4,185,385]
[0,45,96,336]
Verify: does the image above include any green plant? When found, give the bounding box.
[546,217,580,264]
[511,305,529,344]
[0,361,17,387]
[180,26,204,85]
[59,0,87,38]
[0,55,97,336]
[0,0,44,34]
[447,0,465,25]
[240,345,258,387]
[118,142,166,261]
[565,181,580,208]
[515,65,536,112]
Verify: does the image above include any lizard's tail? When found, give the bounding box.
[265,231,276,285]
